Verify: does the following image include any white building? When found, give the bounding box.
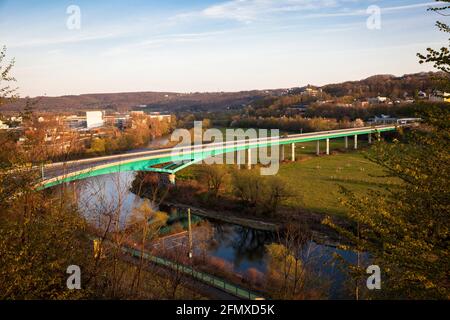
[418,91,427,99]
[148,112,172,122]
[368,96,388,105]
[0,120,9,130]
[429,91,450,103]
[86,111,104,129]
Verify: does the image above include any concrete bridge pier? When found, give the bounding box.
[40,163,45,180]
[71,182,78,203]
[368,133,372,144]
[316,140,320,156]
[281,145,285,162]
[345,136,349,149]
[247,148,252,170]
[236,150,242,170]
[354,135,358,150]
[168,174,176,185]
[326,139,330,155]
[291,143,296,161]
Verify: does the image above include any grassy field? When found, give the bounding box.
[178,138,399,217]
[279,155,397,216]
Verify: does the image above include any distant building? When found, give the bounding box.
[418,91,427,99]
[86,111,104,129]
[10,116,22,123]
[300,85,321,97]
[368,96,388,105]
[0,120,9,130]
[147,112,172,122]
[369,115,421,125]
[369,114,397,124]
[429,91,450,103]
[64,115,86,129]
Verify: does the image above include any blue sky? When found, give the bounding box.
[0,0,448,97]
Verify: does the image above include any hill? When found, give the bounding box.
[2,72,446,114]
[2,90,286,114]
[321,72,447,99]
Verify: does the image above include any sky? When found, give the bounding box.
[0,0,448,97]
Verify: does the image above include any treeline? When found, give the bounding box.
[321,72,448,99]
[230,116,364,133]
[85,116,174,157]
[305,102,448,120]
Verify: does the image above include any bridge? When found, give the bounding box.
[38,125,399,189]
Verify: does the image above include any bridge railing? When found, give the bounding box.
[122,246,264,300]
[44,125,399,169]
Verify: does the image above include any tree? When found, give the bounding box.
[0,46,17,107]
[418,1,450,74]
[127,200,168,296]
[87,137,106,155]
[323,2,450,300]
[197,165,228,198]
[418,0,450,93]
[324,106,449,299]
[232,169,292,216]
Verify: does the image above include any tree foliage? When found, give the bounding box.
[323,2,450,300]
[232,169,293,216]
[0,46,17,107]
[324,106,450,299]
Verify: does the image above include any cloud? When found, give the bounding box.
[174,0,440,23]
[7,31,122,48]
[175,0,345,23]
[101,30,231,57]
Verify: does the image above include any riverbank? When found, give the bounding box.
[163,201,346,247]
[164,201,280,232]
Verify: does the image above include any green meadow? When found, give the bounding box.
[179,138,399,216]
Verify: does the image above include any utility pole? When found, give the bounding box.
[188,208,193,259]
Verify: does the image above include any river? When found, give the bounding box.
[72,168,360,299]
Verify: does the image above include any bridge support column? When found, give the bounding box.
[345,136,349,149]
[236,150,241,169]
[316,140,320,156]
[354,135,358,150]
[71,182,78,203]
[291,143,296,161]
[168,174,176,185]
[281,145,285,162]
[247,148,252,170]
[326,139,330,155]
[368,133,372,144]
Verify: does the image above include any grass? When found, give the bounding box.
[178,137,400,217]
[279,155,397,216]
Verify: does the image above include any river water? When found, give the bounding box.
[73,168,359,299]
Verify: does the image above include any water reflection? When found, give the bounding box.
[71,171,357,299]
[211,223,274,272]
[75,171,143,229]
